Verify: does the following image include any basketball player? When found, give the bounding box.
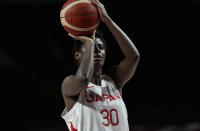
[61,0,140,130]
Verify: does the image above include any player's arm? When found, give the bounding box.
[61,33,95,97]
[91,0,140,88]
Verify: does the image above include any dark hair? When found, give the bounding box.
[72,31,107,66]
[95,31,107,49]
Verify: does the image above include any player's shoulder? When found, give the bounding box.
[62,74,74,81]
[102,74,113,82]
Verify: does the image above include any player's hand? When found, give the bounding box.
[68,30,96,45]
[90,0,110,23]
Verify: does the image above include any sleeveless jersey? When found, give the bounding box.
[61,75,129,131]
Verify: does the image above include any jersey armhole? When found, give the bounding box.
[61,94,81,120]
[103,74,123,97]
[102,74,119,90]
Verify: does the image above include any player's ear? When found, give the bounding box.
[74,52,81,60]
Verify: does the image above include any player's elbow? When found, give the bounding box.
[128,48,140,61]
[135,52,140,62]
[130,52,140,65]
[135,51,140,60]
[134,48,140,59]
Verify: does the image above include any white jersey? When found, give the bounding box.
[61,75,129,131]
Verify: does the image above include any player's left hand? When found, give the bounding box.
[90,0,110,23]
[68,30,96,44]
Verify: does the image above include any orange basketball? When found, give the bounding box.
[60,0,100,36]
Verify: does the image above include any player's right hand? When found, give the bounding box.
[90,0,110,23]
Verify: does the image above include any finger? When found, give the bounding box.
[94,0,101,5]
[92,29,96,40]
[69,33,90,43]
[90,0,98,7]
[68,33,82,41]
[68,33,77,39]
[93,0,99,2]
[68,33,74,37]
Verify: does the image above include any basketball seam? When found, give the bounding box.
[61,17,100,31]
[67,19,98,28]
[66,6,97,17]
[64,13,97,17]
[70,9,72,24]
[74,6,94,10]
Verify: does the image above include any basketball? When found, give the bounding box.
[60,0,100,36]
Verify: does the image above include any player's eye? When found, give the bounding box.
[98,44,104,50]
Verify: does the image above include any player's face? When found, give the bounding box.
[76,37,106,68]
[94,37,106,67]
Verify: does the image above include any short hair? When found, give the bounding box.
[72,31,107,66]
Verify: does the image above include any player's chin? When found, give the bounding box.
[94,60,104,67]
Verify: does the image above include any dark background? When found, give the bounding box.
[0,0,198,131]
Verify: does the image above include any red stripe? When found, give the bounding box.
[70,122,77,131]
[86,86,93,88]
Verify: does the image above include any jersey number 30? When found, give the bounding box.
[100,109,119,126]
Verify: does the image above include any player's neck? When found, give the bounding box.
[91,68,102,86]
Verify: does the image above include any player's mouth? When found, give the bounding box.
[94,54,102,62]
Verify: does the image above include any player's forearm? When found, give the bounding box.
[75,42,95,85]
[104,17,140,61]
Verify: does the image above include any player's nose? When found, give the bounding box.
[94,44,101,53]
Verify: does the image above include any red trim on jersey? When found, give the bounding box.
[86,86,93,88]
[70,122,77,131]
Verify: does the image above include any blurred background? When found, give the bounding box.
[0,0,199,131]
